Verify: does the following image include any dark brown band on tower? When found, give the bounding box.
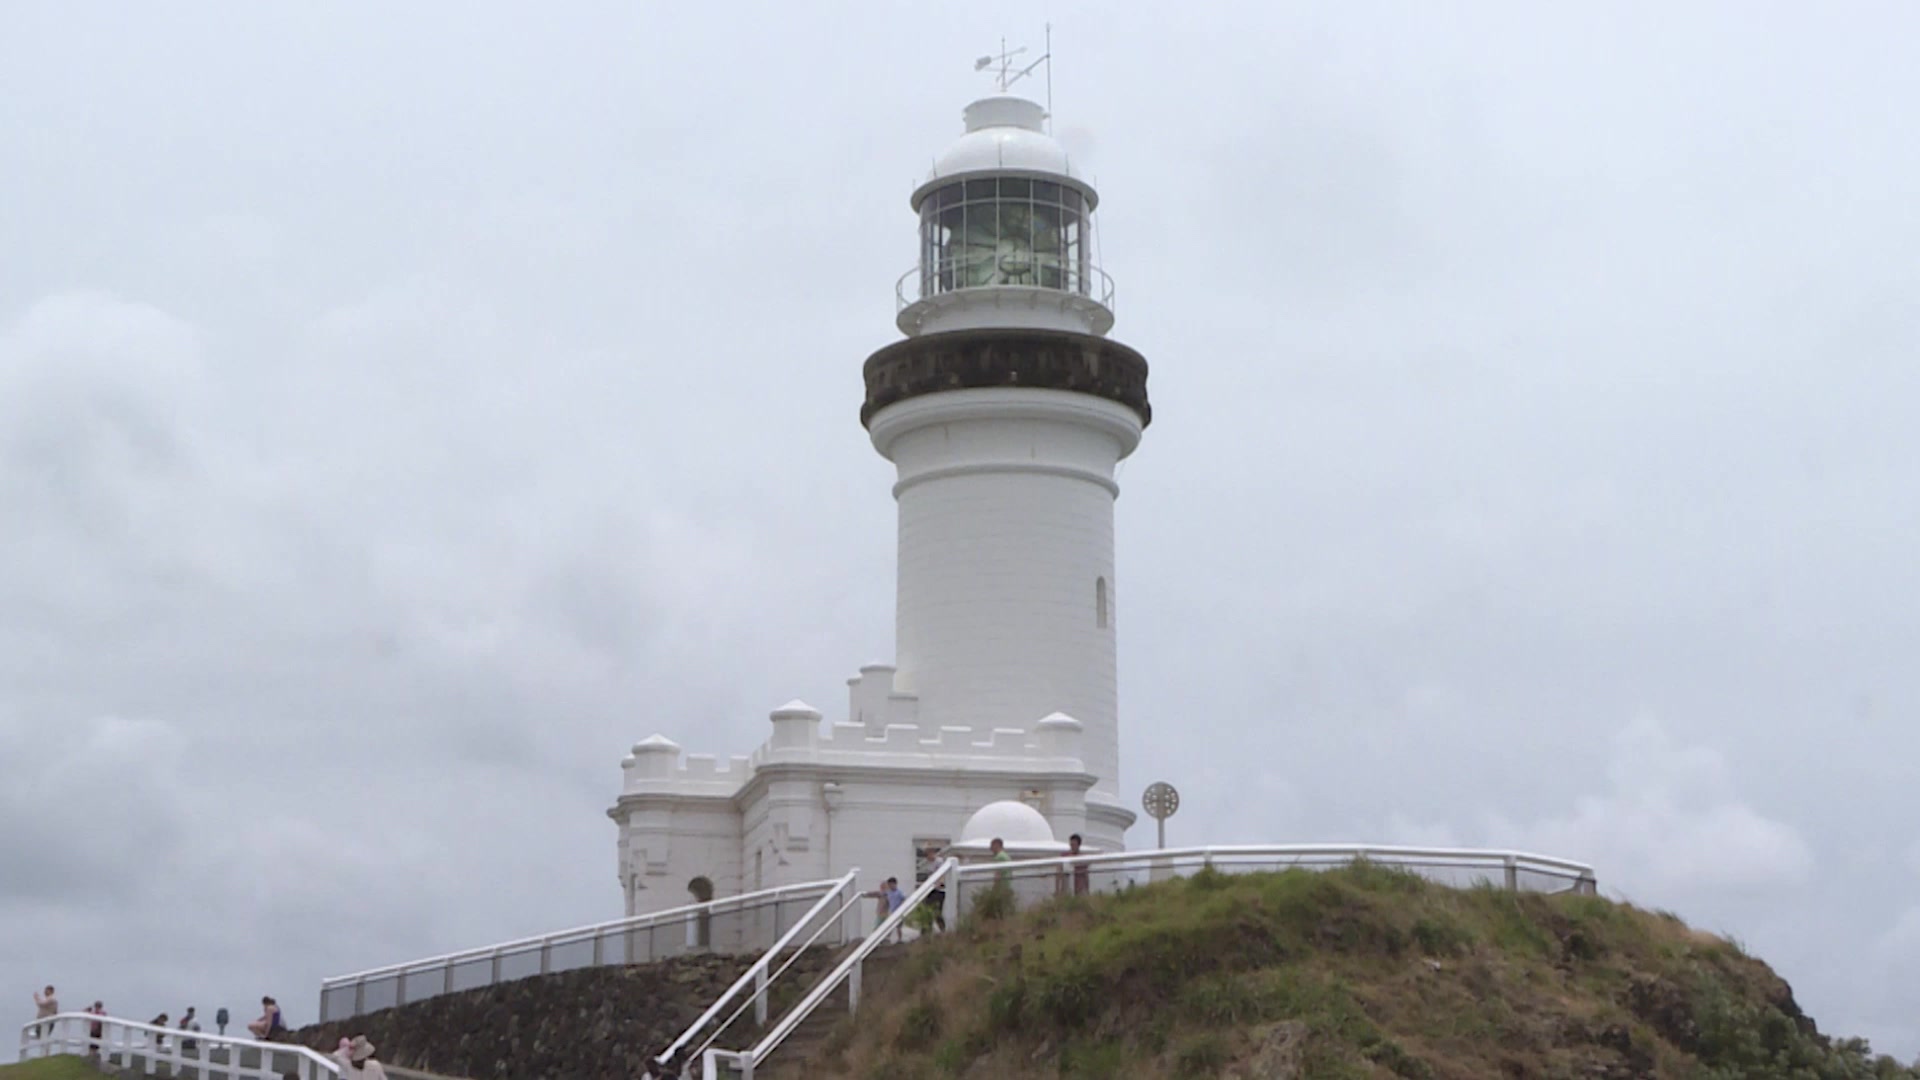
[862,328,1151,428]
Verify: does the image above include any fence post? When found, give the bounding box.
[491,951,503,985]
[849,959,863,1013]
[354,979,365,1017]
[444,958,456,995]
[754,964,770,1026]
[539,938,553,975]
[592,928,604,967]
[1503,856,1519,891]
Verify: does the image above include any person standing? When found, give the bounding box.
[1068,833,1091,896]
[31,984,57,1039]
[989,838,1013,884]
[178,1007,200,1052]
[333,1035,389,1080]
[85,1001,105,1060]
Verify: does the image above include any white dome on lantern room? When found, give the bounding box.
[914,96,1094,203]
[897,94,1114,339]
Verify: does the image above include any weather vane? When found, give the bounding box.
[973,26,1054,128]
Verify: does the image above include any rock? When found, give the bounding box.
[1237,1020,1306,1079]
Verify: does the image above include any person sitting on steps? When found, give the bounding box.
[247,996,286,1040]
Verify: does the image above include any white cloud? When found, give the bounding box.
[1383,716,1814,895]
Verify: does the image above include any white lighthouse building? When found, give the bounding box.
[609,77,1152,915]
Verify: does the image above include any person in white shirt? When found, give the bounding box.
[32,985,58,1038]
[334,1034,389,1080]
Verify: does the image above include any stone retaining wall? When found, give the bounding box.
[297,952,809,1079]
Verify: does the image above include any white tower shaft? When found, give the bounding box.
[872,389,1142,801]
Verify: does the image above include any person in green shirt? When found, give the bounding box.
[990,837,1013,884]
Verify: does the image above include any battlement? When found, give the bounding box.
[619,670,1089,800]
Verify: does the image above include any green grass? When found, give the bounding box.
[808,865,1920,1079]
[0,1058,108,1080]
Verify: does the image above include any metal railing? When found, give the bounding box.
[701,859,958,1080]
[896,254,1115,312]
[948,843,1598,920]
[20,1011,338,1079]
[654,868,865,1071]
[318,876,853,1022]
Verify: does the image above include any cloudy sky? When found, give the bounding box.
[5,0,1918,1058]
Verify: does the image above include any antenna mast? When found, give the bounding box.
[1045,23,1053,134]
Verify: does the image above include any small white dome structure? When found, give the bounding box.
[948,799,1070,859]
[916,97,1092,204]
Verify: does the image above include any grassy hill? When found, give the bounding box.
[0,1059,106,1080]
[811,863,1917,1079]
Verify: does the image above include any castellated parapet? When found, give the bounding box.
[610,666,1099,917]
[619,666,1089,797]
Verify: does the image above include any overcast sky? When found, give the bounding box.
[4,0,1918,1059]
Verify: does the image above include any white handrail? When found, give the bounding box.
[323,876,844,983]
[703,859,958,1080]
[20,1011,339,1078]
[656,867,862,1066]
[683,887,871,1069]
[949,843,1597,885]
[319,875,848,1019]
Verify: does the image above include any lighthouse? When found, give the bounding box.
[864,90,1150,827]
[609,68,1148,912]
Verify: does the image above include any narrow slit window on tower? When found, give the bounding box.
[1096,576,1109,628]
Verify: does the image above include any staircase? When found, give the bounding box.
[750,944,910,1079]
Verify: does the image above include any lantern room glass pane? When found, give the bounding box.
[958,201,996,287]
[1032,202,1063,289]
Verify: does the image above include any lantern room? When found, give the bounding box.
[896,95,1115,338]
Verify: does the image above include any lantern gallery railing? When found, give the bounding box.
[946,843,1598,921]
[19,1012,338,1079]
[896,254,1115,311]
[317,876,855,1022]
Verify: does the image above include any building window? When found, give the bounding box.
[1096,576,1109,628]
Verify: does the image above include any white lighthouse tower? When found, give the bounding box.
[608,65,1149,912]
[863,81,1150,839]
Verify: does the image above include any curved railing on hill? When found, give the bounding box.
[693,844,1594,1078]
[19,1012,339,1078]
[948,843,1598,918]
[317,875,856,1022]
